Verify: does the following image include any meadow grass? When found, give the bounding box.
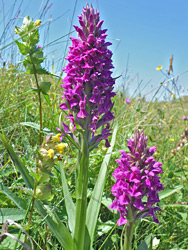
[0,64,188,249]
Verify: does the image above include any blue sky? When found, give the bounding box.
[1,0,188,99]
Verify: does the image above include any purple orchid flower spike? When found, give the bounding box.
[60,3,115,147]
[109,129,164,226]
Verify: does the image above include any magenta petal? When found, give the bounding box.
[77,109,89,118]
[108,199,118,210]
[62,122,69,133]
[117,216,127,226]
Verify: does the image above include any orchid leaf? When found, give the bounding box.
[85,122,118,249]
[59,161,75,234]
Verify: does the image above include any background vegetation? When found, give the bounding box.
[0,1,188,250]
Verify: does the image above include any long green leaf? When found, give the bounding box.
[59,161,75,234]
[0,134,74,249]
[0,134,34,189]
[0,208,26,223]
[35,200,73,250]
[0,183,28,210]
[159,185,183,200]
[86,122,118,249]
[20,122,52,134]
[142,185,183,203]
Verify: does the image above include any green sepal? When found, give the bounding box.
[35,183,53,201]
[39,81,51,94]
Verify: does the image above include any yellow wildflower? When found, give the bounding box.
[52,133,61,142]
[14,28,18,34]
[171,94,175,98]
[156,65,163,71]
[169,138,174,142]
[56,143,67,154]
[34,19,42,26]
[47,149,54,158]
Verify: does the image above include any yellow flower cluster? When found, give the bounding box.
[34,19,42,26]
[156,65,163,71]
[40,134,68,160]
[56,143,67,154]
[52,133,61,142]
[47,149,55,158]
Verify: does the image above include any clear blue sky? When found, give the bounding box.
[1,0,188,99]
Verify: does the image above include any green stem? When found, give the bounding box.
[23,55,43,248]
[29,53,43,145]
[13,198,33,250]
[123,205,135,250]
[73,132,89,250]
[123,220,134,250]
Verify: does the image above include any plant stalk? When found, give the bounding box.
[23,55,43,248]
[123,220,134,250]
[30,55,43,145]
[73,132,89,250]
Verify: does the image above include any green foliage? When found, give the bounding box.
[0,208,27,223]
[1,65,188,248]
[1,10,188,250]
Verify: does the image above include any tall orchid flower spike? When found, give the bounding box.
[59,5,116,250]
[60,3,116,148]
